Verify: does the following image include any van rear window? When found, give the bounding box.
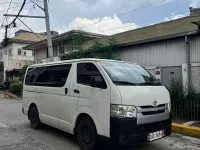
[25,64,72,87]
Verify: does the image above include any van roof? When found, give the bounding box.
[29,58,134,67]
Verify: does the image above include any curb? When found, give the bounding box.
[172,123,200,138]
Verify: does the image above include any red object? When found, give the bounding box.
[147,133,150,141]
[162,130,165,136]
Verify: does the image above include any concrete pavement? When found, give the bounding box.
[0,97,200,150]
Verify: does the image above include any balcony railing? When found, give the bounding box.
[36,56,60,64]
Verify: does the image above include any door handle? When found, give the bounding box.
[65,88,68,94]
[74,89,80,94]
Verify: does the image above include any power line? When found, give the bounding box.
[101,10,189,33]
[1,0,13,26]
[49,7,65,33]
[0,1,21,5]
[7,0,27,28]
[17,17,48,46]
[77,0,171,30]
[8,5,35,37]
[0,2,31,13]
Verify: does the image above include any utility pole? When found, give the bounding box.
[43,0,53,62]
[4,0,54,62]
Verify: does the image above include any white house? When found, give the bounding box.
[0,30,46,81]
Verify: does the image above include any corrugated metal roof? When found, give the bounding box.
[83,14,200,50]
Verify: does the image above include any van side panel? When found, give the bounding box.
[69,61,111,137]
[23,63,73,132]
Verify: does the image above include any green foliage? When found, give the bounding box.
[19,65,29,82]
[169,78,200,120]
[20,65,29,76]
[0,83,4,90]
[72,32,89,51]
[10,83,23,96]
[11,79,18,84]
[62,36,120,60]
[168,78,185,102]
[169,78,200,101]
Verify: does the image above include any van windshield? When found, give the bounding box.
[100,61,160,86]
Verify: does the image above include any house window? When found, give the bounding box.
[53,44,58,56]
[0,52,2,59]
[4,50,7,55]
[24,51,26,56]
[18,48,22,55]
[32,51,34,56]
[8,48,12,56]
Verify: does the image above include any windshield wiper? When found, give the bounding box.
[113,81,138,86]
[137,82,161,86]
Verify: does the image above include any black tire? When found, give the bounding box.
[29,106,41,129]
[76,118,97,150]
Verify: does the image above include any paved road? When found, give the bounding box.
[0,97,200,150]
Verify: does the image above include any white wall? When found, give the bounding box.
[0,42,34,81]
[13,43,33,57]
[36,48,47,60]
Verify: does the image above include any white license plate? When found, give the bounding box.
[147,130,164,141]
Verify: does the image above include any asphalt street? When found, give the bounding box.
[0,97,200,150]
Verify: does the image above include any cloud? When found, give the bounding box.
[189,0,200,8]
[164,14,185,21]
[65,15,138,35]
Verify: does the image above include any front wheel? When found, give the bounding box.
[29,106,41,129]
[76,118,97,150]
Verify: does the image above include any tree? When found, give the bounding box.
[19,65,29,76]
[62,37,119,60]
[19,65,29,82]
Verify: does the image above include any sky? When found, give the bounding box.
[0,0,200,41]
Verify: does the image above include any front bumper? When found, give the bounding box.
[110,116,172,145]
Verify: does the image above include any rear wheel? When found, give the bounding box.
[76,118,97,150]
[29,106,41,129]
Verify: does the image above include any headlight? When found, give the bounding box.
[168,102,171,112]
[111,105,137,118]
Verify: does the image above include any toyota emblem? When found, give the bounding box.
[153,100,158,107]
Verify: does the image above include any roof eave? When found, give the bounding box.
[118,30,199,48]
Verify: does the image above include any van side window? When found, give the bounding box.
[77,63,102,86]
[25,64,72,87]
[25,67,43,85]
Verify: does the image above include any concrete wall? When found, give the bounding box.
[35,48,47,60]
[191,64,200,92]
[161,66,182,88]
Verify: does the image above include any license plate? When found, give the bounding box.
[147,130,164,141]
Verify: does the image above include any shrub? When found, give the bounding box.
[0,83,4,90]
[10,83,23,96]
[11,79,19,84]
[169,78,200,120]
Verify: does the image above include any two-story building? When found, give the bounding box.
[0,30,46,81]
[23,30,106,63]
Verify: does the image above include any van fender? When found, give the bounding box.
[72,106,101,135]
[28,97,41,114]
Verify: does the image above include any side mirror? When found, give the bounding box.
[91,76,106,89]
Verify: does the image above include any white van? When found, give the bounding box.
[22,58,171,150]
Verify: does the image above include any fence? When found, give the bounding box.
[172,99,200,120]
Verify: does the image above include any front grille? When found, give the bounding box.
[140,104,165,109]
[141,110,165,115]
[136,120,170,134]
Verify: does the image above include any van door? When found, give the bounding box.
[69,62,111,137]
[35,64,72,131]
